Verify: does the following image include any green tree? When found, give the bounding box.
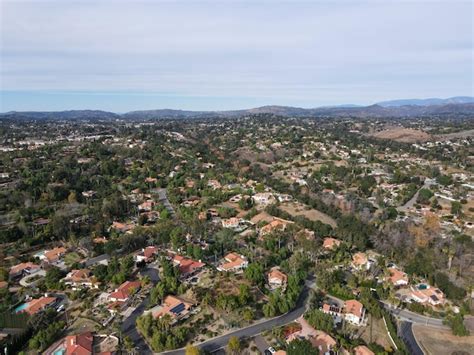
[287,339,318,355]
[227,336,241,354]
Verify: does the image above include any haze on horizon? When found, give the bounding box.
[0,0,472,112]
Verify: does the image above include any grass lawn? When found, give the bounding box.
[64,252,82,266]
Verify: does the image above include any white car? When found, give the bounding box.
[265,347,276,354]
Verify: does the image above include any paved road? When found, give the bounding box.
[162,286,311,355]
[398,321,423,355]
[382,302,447,329]
[154,188,176,217]
[121,266,160,355]
[397,179,435,212]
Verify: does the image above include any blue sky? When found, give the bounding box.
[0,0,472,112]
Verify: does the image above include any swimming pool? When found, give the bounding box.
[418,284,428,290]
[14,303,28,313]
[53,348,65,355]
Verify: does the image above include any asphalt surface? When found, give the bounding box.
[121,266,160,355]
[382,302,447,329]
[161,286,310,355]
[398,321,424,355]
[155,188,176,217]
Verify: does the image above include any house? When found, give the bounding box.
[65,332,94,354]
[63,269,99,290]
[138,200,155,212]
[286,317,336,355]
[20,296,58,315]
[109,280,141,303]
[267,267,288,290]
[151,295,194,322]
[37,247,67,264]
[110,221,135,233]
[217,253,248,272]
[408,284,445,306]
[323,237,341,250]
[343,300,365,325]
[321,302,342,317]
[354,345,375,355]
[259,217,293,237]
[172,255,205,277]
[222,217,241,229]
[386,267,409,286]
[135,246,158,263]
[9,262,41,279]
[351,252,371,270]
[207,179,222,190]
[252,192,275,205]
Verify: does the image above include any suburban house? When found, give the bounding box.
[64,332,94,354]
[110,221,135,234]
[36,247,67,264]
[134,246,158,263]
[286,317,336,355]
[9,262,41,279]
[108,280,141,303]
[172,255,205,277]
[63,269,99,290]
[151,295,194,322]
[19,296,58,315]
[386,267,409,286]
[343,300,365,325]
[322,237,341,250]
[138,200,156,212]
[267,267,288,290]
[354,345,375,355]
[259,217,293,237]
[222,217,241,229]
[408,284,446,306]
[207,179,222,190]
[251,192,275,206]
[351,252,372,270]
[217,253,248,272]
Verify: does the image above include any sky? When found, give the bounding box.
[0,0,472,112]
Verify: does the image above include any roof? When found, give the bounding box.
[66,332,93,355]
[260,218,292,235]
[344,299,364,318]
[26,296,56,315]
[221,253,247,270]
[110,280,141,300]
[354,345,375,355]
[387,267,408,284]
[323,237,341,249]
[153,295,194,319]
[9,262,40,275]
[352,252,368,266]
[268,267,288,284]
[45,247,67,261]
[143,246,158,259]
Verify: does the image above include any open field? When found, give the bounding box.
[369,128,432,143]
[355,317,393,351]
[413,323,474,355]
[279,201,337,228]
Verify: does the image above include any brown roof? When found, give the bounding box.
[323,237,341,250]
[352,252,368,266]
[25,296,56,315]
[344,300,364,318]
[9,262,40,275]
[65,332,93,355]
[354,345,375,355]
[45,247,67,262]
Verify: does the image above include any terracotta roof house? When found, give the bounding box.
[110,221,135,233]
[135,246,158,263]
[286,317,336,354]
[0,281,8,289]
[172,255,205,277]
[409,284,445,306]
[267,267,288,290]
[354,345,375,355]
[323,237,341,250]
[63,269,99,289]
[259,217,293,237]
[386,267,409,286]
[138,200,155,212]
[40,247,67,263]
[21,296,57,315]
[109,280,141,302]
[217,253,248,272]
[351,252,371,270]
[321,302,342,317]
[152,295,194,322]
[344,300,365,325]
[222,217,241,229]
[9,262,41,279]
[65,332,94,354]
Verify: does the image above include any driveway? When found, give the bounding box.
[153,188,176,217]
[121,265,160,354]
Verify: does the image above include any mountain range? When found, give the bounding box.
[1,96,473,120]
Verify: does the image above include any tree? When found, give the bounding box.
[185,344,201,355]
[244,263,264,286]
[227,336,241,354]
[304,309,334,333]
[445,314,469,336]
[287,339,318,355]
[417,188,433,205]
[451,201,463,216]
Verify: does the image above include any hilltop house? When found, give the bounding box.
[217,253,248,272]
[267,267,288,290]
[151,295,195,323]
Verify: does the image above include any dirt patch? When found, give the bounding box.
[354,317,394,351]
[413,323,474,355]
[370,128,432,143]
[279,201,337,228]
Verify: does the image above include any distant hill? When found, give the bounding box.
[376,96,474,107]
[1,97,473,120]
